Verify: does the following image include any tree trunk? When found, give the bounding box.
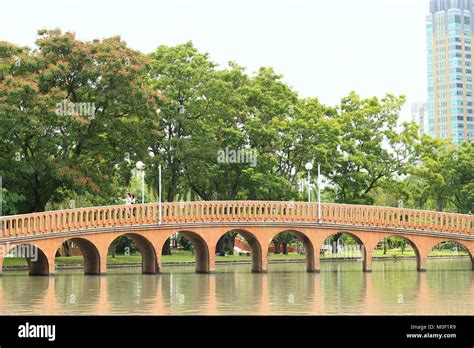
[226,234,236,255]
[33,202,46,213]
[282,242,288,255]
[216,238,224,255]
[332,233,342,254]
[436,198,444,212]
[63,241,71,257]
[418,198,425,210]
[273,240,280,254]
[111,242,117,258]
[107,239,119,258]
[162,238,171,255]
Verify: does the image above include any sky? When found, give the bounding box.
[2,0,429,122]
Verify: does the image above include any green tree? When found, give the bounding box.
[1,187,25,215]
[409,137,473,213]
[271,232,297,255]
[329,92,419,204]
[148,41,216,202]
[0,30,159,213]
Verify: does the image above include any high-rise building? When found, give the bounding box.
[412,102,429,135]
[427,0,474,143]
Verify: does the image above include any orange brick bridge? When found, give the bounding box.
[0,201,473,275]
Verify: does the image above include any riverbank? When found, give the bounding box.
[1,248,469,271]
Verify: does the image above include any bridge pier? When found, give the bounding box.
[99,250,108,275]
[194,238,211,274]
[416,246,430,272]
[309,254,321,273]
[27,256,52,276]
[208,254,215,273]
[301,234,320,273]
[251,251,267,273]
[306,242,320,273]
[140,249,159,275]
[417,256,427,272]
[195,248,211,274]
[363,250,373,272]
[260,252,268,273]
[69,238,102,275]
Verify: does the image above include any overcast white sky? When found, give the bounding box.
[2,0,429,122]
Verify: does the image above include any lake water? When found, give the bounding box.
[0,258,472,315]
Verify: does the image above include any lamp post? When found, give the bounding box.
[158,164,162,225]
[136,161,145,204]
[305,162,313,203]
[317,163,321,224]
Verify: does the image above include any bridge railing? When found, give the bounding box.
[0,201,472,238]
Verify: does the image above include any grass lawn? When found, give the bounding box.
[373,247,468,258]
[1,248,468,268]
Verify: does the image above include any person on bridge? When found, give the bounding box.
[123,193,134,205]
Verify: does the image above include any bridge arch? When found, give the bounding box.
[107,233,159,274]
[1,244,50,276]
[267,229,316,272]
[370,235,422,271]
[320,231,368,271]
[215,229,264,273]
[54,238,101,275]
[165,231,210,273]
[427,240,474,270]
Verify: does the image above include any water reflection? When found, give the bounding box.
[55,274,102,314]
[0,259,473,315]
[320,262,366,314]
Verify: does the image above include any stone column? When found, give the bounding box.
[255,250,268,273]
[417,253,427,272]
[208,252,216,273]
[99,247,108,275]
[363,248,373,272]
[47,255,56,276]
[307,235,322,273]
[312,252,321,273]
[417,246,430,272]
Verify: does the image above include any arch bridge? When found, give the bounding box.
[0,201,473,275]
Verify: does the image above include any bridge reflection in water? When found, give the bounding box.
[0,260,473,315]
[0,201,473,275]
